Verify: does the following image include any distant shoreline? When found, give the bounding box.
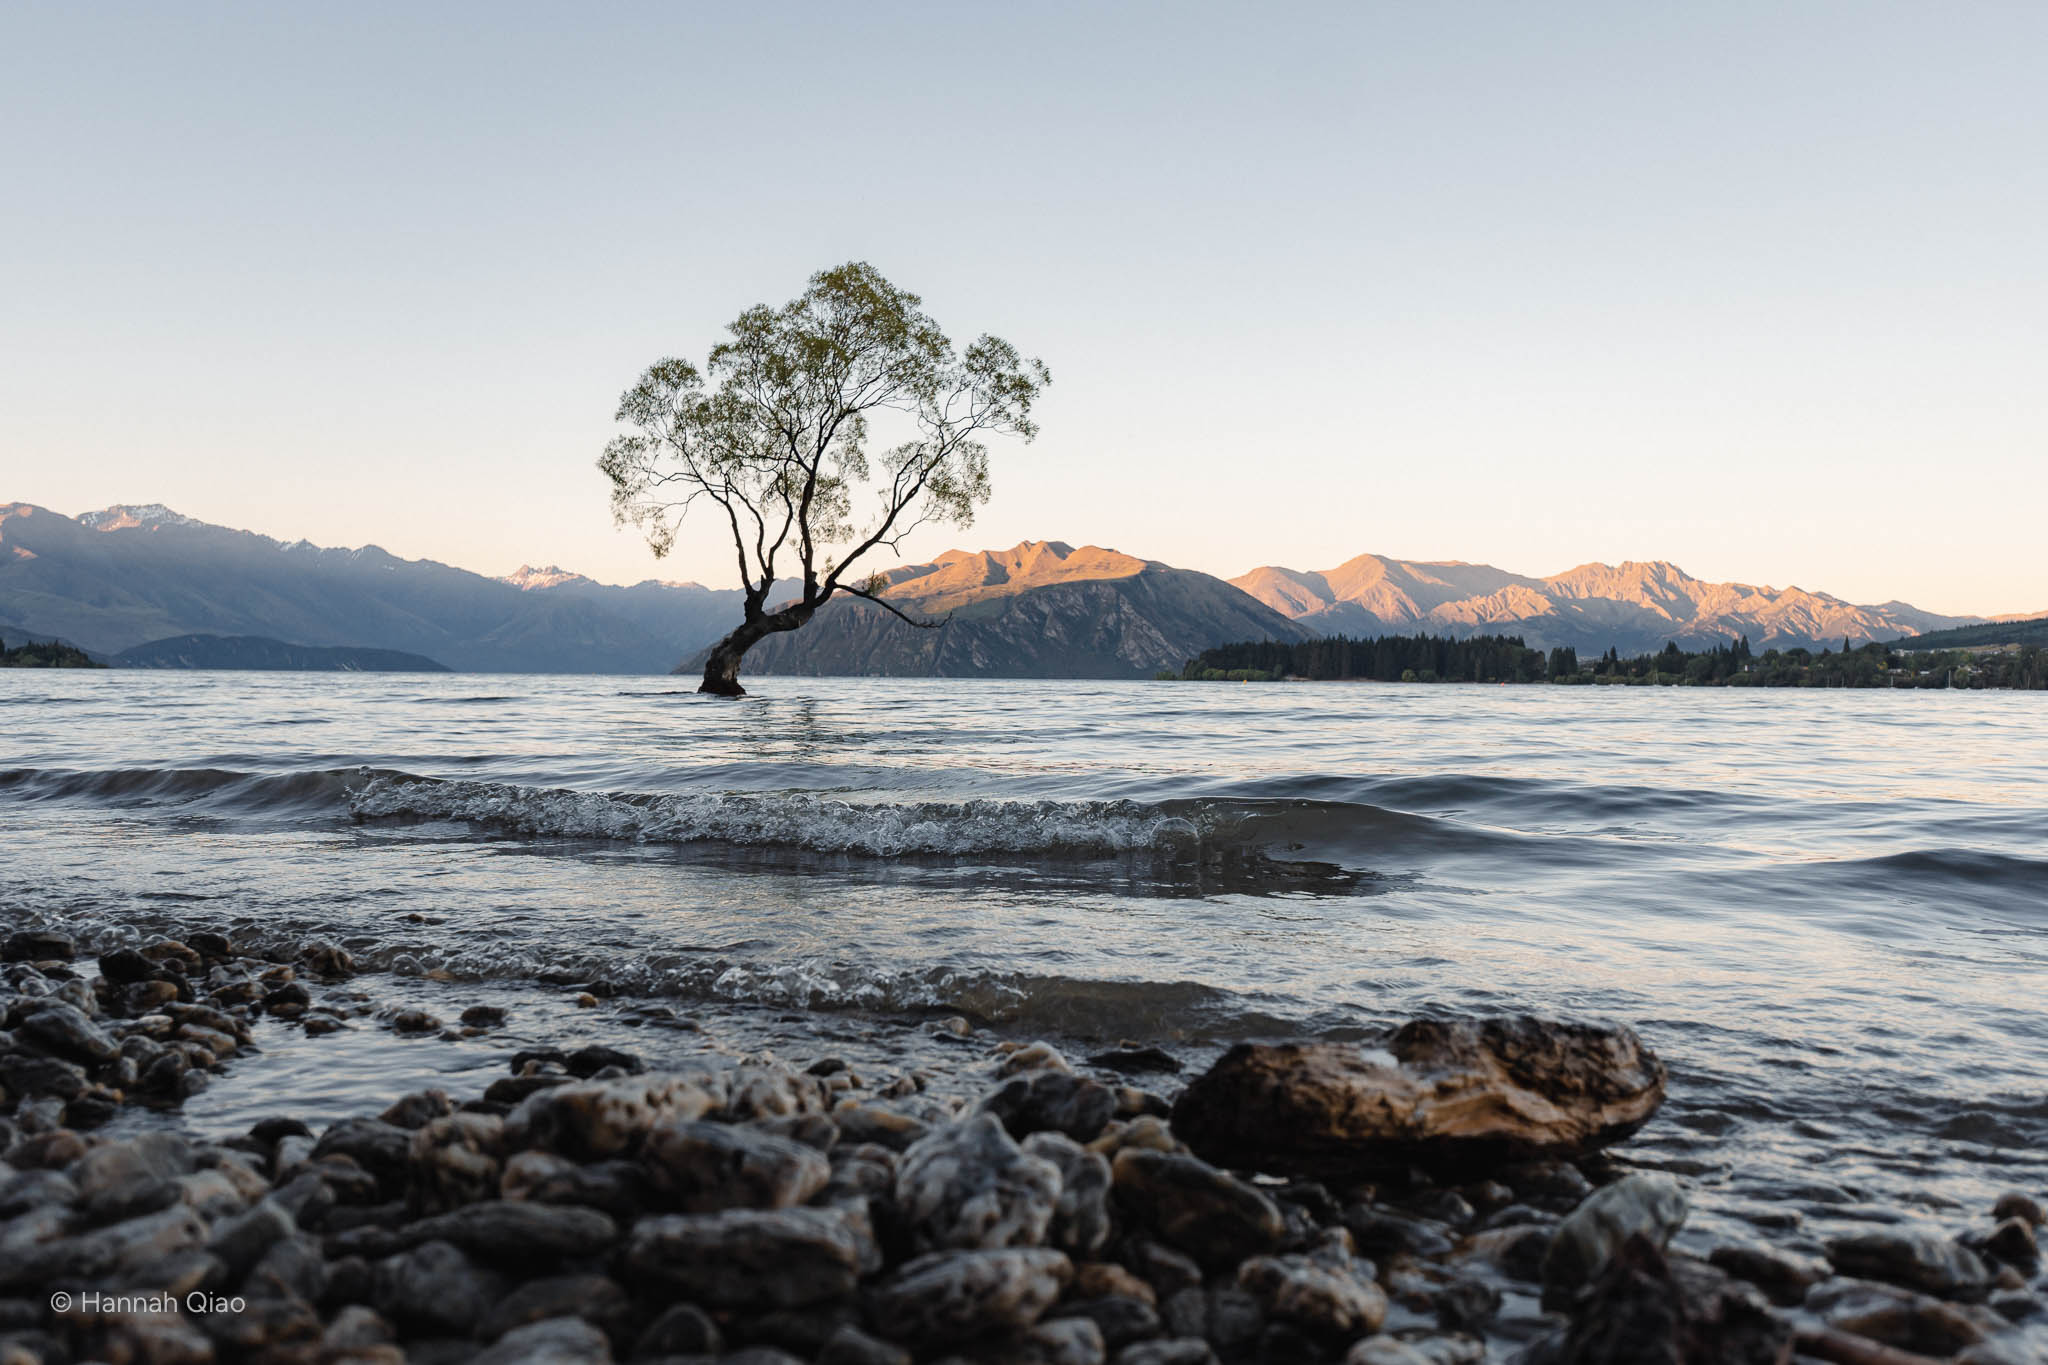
[1171,632,2048,691]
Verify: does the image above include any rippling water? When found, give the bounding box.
[3,671,2045,1253]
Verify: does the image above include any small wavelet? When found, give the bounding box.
[0,765,371,814]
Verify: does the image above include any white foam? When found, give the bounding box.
[348,775,1211,858]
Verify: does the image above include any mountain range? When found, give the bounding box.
[1229,554,1981,656]
[0,502,741,672]
[0,501,2022,675]
[723,542,1308,679]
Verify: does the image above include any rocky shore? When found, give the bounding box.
[0,927,2043,1365]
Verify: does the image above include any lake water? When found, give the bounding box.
[3,671,2045,1258]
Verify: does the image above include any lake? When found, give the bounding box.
[2,671,2044,1260]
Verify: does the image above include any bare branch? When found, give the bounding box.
[836,583,946,630]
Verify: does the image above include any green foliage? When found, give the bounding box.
[1181,634,1547,683]
[599,262,1049,616]
[1174,631,2048,691]
[1899,615,2048,650]
[0,636,103,668]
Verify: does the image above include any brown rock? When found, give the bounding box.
[1171,1016,1666,1180]
[1110,1149,1285,1270]
[504,1069,726,1160]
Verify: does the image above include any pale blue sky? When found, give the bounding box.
[3,2,2043,615]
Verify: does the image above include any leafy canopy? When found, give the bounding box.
[599,262,1049,617]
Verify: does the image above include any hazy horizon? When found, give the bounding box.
[5,3,2044,616]
[13,494,2045,623]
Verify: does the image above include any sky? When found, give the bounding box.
[2,2,2044,616]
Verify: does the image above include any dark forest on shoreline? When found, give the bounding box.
[1175,633,2048,690]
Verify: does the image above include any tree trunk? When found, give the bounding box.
[697,607,811,696]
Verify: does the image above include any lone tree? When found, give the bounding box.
[600,262,1049,696]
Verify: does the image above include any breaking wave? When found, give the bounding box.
[349,773,1217,858]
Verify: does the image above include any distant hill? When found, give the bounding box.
[1897,615,2048,650]
[1232,553,1979,655]
[0,503,741,672]
[498,562,787,648]
[114,634,452,671]
[703,541,1311,679]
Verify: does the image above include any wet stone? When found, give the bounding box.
[866,1246,1073,1348]
[1048,1295,1164,1350]
[0,1053,88,1101]
[1120,1239,1204,1299]
[96,947,156,984]
[1116,1340,1218,1365]
[982,1069,1120,1143]
[475,1272,631,1343]
[1540,1172,1688,1306]
[505,1069,726,1160]
[755,1110,840,1151]
[209,1197,298,1280]
[1707,1241,1831,1306]
[77,1132,194,1205]
[634,1302,724,1358]
[624,1205,865,1309]
[896,1112,1062,1252]
[410,1111,506,1213]
[565,1043,643,1077]
[1344,1207,1454,1261]
[1993,1192,2045,1228]
[246,1232,328,1303]
[723,1064,836,1121]
[1023,1130,1113,1256]
[1983,1216,2039,1268]
[1827,1227,1993,1300]
[1111,1148,1286,1269]
[818,1323,912,1365]
[1346,1338,1484,1365]
[372,1238,509,1335]
[1500,1161,1596,1212]
[1,931,73,962]
[390,1009,442,1034]
[313,1118,414,1197]
[505,1154,655,1218]
[832,1100,932,1152]
[198,1293,324,1355]
[402,1199,619,1263]
[1088,1046,1183,1076]
[974,1317,1108,1365]
[643,1115,833,1211]
[20,1003,118,1065]
[1172,1018,1667,1181]
[736,1302,865,1354]
[998,1043,1074,1077]
[471,1315,613,1364]
[5,1202,209,1288]
[1237,1243,1389,1342]
[1455,1224,1553,1284]
[1807,1276,2008,1356]
[1546,1238,1790,1365]
[378,1088,454,1130]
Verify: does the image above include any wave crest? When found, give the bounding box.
[349,775,1215,858]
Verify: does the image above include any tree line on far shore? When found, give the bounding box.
[0,636,102,669]
[1171,633,2048,690]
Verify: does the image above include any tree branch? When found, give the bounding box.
[835,583,945,630]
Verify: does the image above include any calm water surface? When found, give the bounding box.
[2,671,2044,1257]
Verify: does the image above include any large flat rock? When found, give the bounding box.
[1170,1015,1666,1179]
